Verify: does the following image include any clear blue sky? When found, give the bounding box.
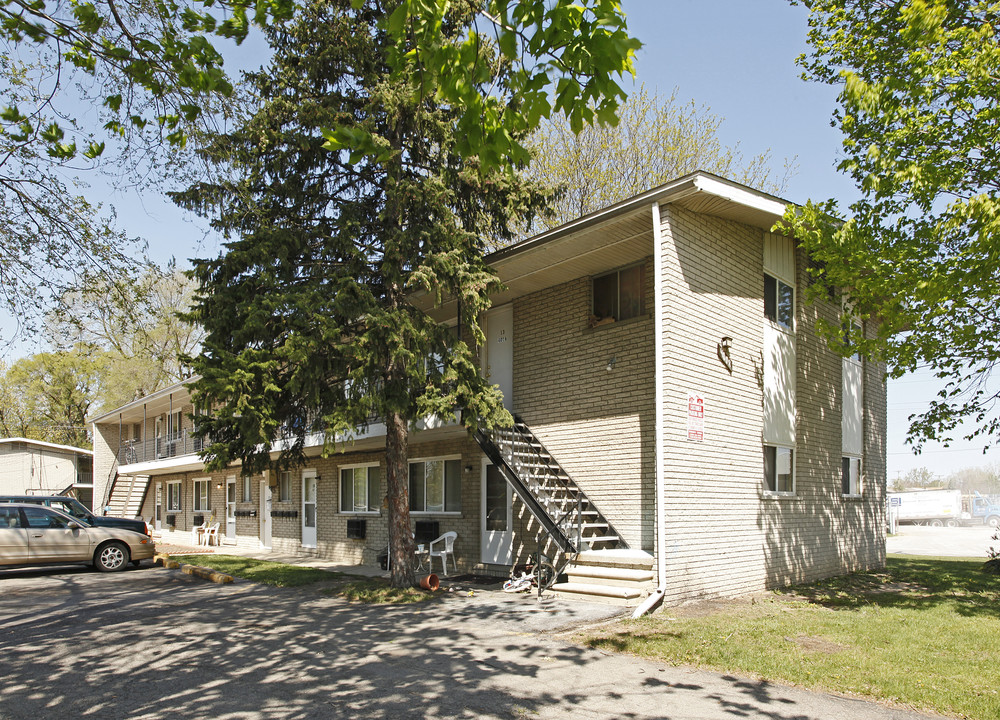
[5,0,995,479]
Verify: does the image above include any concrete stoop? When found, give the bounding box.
[549,550,655,607]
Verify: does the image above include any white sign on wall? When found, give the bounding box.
[687,393,705,442]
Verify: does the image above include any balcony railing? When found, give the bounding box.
[118,431,206,466]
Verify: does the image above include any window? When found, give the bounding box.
[764,273,794,329]
[409,458,462,513]
[843,320,863,364]
[278,471,291,502]
[167,481,181,511]
[22,506,70,529]
[0,506,20,528]
[241,476,252,503]
[340,465,380,513]
[168,410,183,439]
[842,457,861,497]
[764,445,794,494]
[592,264,646,324]
[193,480,210,511]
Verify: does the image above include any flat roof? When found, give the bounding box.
[0,437,93,457]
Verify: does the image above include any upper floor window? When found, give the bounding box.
[409,458,462,513]
[764,273,794,330]
[592,264,646,325]
[167,410,183,439]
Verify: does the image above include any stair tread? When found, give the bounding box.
[567,566,654,582]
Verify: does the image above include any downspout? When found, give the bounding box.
[632,201,667,619]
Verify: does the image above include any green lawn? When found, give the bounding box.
[172,554,340,587]
[583,556,1000,720]
[171,554,435,603]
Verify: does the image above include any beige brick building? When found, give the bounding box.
[90,172,886,607]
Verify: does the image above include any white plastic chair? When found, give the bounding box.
[427,531,458,575]
[193,521,207,545]
[203,522,220,547]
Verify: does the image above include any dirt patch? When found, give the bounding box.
[656,592,774,618]
[785,634,844,654]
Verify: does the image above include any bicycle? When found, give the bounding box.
[502,554,557,594]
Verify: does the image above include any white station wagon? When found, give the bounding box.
[0,503,156,572]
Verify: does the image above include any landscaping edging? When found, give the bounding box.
[155,553,234,584]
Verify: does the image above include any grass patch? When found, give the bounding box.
[171,555,435,603]
[333,578,435,604]
[583,556,1000,719]
[172,555,340,587]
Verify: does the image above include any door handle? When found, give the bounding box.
[31,533,43,538]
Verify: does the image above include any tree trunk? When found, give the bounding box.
[386,408,416,587]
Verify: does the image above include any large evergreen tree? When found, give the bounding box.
[177,0,619,586]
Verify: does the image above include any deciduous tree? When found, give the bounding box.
[528,86,794,231]
[0,347,107,447]
[48,263,205,409]
[780,0,1000,453]
[0,0,293,337]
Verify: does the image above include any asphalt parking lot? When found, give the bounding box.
[0,563,940,720]
[886,524,998,557]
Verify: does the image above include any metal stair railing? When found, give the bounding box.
[474,427,579,554]
[100,458,119,515]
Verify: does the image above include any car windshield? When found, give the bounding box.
[55,498,95,521]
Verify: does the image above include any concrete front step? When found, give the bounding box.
[573,550,654,570]
[549,581,645,607]
[566,565,655,588]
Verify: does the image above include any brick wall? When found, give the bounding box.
[511,261,656,552]
[139,433,487,572]
[658,205,886,603]
[92,423,120,511]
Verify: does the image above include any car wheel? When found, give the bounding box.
[95,541,129,572]
[987,515,1000,528]
[945,519,959,528]
[929,519,944,527]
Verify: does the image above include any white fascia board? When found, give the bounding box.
[0,437,93,456]
[692,174,789,220]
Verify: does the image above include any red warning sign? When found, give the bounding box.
[687,393,704,441]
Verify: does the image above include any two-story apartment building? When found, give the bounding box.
[91,172,886,607]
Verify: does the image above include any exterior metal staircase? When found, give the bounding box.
[474,417,626,554]
[105,473,151,519]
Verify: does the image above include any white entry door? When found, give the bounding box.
[481,461,513,565]
[154,484,162,532]
[260,480,272,549]
[302,471,317,548]
[225,476,236,542]
[484,304,514,411]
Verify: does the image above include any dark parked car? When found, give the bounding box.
[0,496,150,536]
[0,503,155,572]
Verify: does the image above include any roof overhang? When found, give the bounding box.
[414,171,790,321]
[88,378,197,425]
[0,437,93,456]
